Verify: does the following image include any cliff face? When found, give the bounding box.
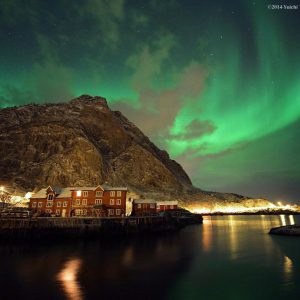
[0,95,193,195]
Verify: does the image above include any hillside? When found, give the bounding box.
[0,95,268,208]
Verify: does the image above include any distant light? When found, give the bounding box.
[280,215,286,226]
[0,186,4,192]
[277,201,282,206]
[289,215,295,225]
[25,192,32,199]
[76,191,82,197]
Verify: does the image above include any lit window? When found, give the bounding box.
[138,204,141,209]
[47,194,53,200]
[46,202,52,207]
[76,199,80,206]
[63,201,67,207]
[117,191,121,197]
[83,191,88,197]
[57,202,61,207]
[110,191,115,197]
[82,199,87,206]
[95,199,102,205]
[116,209,121,215]
[116,199,121,205]
[76,191,82,197]
[96,191,103,197]
[56,209,60,215]
[32,202,37,208]
[110,199,114,205]
[38,202,42,208]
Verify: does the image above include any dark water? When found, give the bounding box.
[0,215,300,300]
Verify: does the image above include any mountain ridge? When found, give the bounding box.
[1,95,271,208]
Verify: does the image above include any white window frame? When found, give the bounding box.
[110,199,115,205]
[57,202,61,207]
[96,191,103,197]
[95,199,102,205]
[116,199,121,205]
[116,209,121,215]
[82,199,87,206]
[83,191,88,197]
[46,202,52,207]
[76,190,82,197]
[45,209,51,213]
[56,209,60,215]
[117,191,121,197]
[63,201,67,207]
[38,202,42,208]
[47,194,54,200]
[32,202,37,208]
[76,199,80,206]
[83,209,87,216]
[109,209,114,215]
[110,191,115,197]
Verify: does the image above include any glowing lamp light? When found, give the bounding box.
[25,192,32,199]
[76,191,82,197]
[277,201,282,206]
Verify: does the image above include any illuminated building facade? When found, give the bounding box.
[29,185,127,217]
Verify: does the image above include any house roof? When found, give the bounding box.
[30,188,47,199]
[133,199,156,204]
[156,201,178,206]
[56,188,72,198]
[30,185,127,199]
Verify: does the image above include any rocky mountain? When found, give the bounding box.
[0,95,267,207]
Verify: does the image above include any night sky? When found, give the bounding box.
[1,0,300,203]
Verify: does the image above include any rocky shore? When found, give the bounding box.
[269,225,300,236]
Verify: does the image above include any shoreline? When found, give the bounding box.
[0,215,203,241]
[269,225,300,236]
[199,211,300,216]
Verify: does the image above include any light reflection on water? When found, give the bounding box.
[0,215,299,300]
[57,258,83,300]
[283,255,293,285]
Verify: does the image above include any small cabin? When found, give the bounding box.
[156,201,178,212]
[132,199,157,216]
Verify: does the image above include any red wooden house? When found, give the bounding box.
[29,185,127,217]
[132,199,178,216]
[131,199,157,216]
[156,201,178,212]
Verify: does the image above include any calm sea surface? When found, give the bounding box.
[0,215,300,300]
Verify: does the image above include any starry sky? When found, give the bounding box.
[1,0,300,203]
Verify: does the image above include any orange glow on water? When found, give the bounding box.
[57,258,83,300]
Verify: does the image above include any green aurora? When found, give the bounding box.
[0,0,300,202]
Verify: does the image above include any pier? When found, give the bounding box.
[0,215,203,241]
